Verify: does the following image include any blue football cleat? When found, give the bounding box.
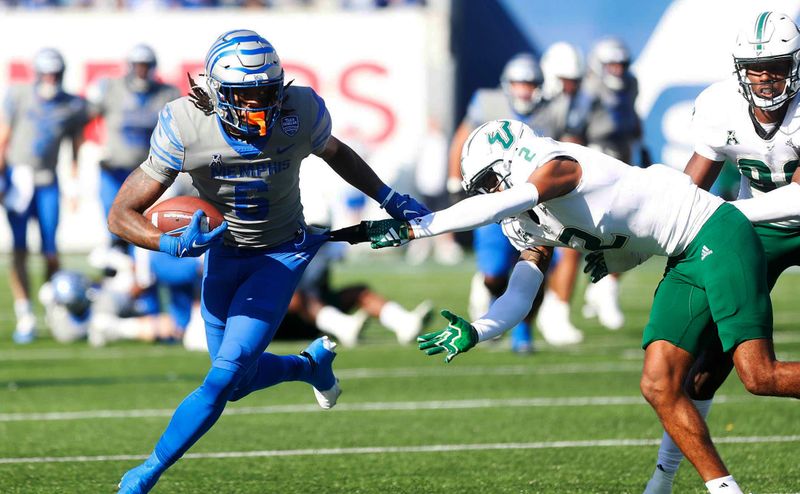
[117,452,164,494]
[301,336,341,409]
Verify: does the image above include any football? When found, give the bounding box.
[145,196,225,237]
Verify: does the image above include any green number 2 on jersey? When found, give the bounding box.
[737,158,799,192]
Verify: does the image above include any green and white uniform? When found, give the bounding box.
[692,78,800,287]
[496,134,770,354]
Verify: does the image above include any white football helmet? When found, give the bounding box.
[733,11,800,111]
[460,119,537,196]
[127,44,158,92]
[204,29,284,137]
[33,48,65,99]
[33,48,65,76]
[500,53,544,116]
[589,37,630,90]
[541,42,585,97]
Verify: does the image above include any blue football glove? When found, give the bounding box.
[159,210,228,258]
[378,185,431,220]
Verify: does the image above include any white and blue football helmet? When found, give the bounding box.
[50,270,91,316]
[204,29,284,137]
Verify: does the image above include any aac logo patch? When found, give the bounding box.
[280,115,300,136]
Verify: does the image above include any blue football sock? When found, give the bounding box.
[154,366,238,468]
[230,353,311,401]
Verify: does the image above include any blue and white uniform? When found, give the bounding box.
[136,84,332,470]
[1,84,88,254]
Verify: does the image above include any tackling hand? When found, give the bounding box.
[583,251,609,283]
[365,219,411,249]
[417,310,479,363]
[159,210,228,258]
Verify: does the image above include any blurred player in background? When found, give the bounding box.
[366,119,800,494]
[38,270,93,343]
[447,53,544,352]
[406,116,464,265]
[279,159,433,347]
[0,48,89,344]
[644,12,800,494]
[570,37,643,331]
[282,240,433,346]
[533,41,588,346]
[88,44,180,242]
[108,29,429,494]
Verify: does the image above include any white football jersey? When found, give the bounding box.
[692,78,800,228]
[500,136,723,257]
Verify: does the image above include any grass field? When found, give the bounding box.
[0,251,798,493]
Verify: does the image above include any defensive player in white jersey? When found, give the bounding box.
[644,11,800,494]
[353,119,800,493]
[107,30,429,494]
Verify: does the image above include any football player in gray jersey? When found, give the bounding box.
[88,44,180,234]
[109,30,429,494]
[0,48,89,344]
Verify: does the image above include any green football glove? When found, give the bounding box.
[417,310,479,363]
[366,219,411,249]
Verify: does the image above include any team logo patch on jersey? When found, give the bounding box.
[210,154,223,166]
[281,115,300,136]
[726,131,738,145]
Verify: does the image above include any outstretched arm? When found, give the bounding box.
[732,167,800,223]
[409,157,582,239]
[418,246,552,362]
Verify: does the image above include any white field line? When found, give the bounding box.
[0,394,765,423]
[2,330,798,362]
[1,434,799,465]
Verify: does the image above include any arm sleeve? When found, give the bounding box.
[140,105,184,185]
[309,89,332,154]
[409,183,539,238]
[471,260,544,342]
[731,182,800,223]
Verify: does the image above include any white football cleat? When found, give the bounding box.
[303,336,342,410]
[536,290,583,346]
[394,300,434,345]
[583,276,624,330]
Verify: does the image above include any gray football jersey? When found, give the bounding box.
[464,87,556,138]
[1,84,88,185]
[141,85,332,249]
[91,78,181,170]
[568,74,640,161]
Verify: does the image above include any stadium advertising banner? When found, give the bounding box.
[0,10,448,251]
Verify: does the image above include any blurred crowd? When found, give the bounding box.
[0,0,426,9]
[0,31,650,352]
